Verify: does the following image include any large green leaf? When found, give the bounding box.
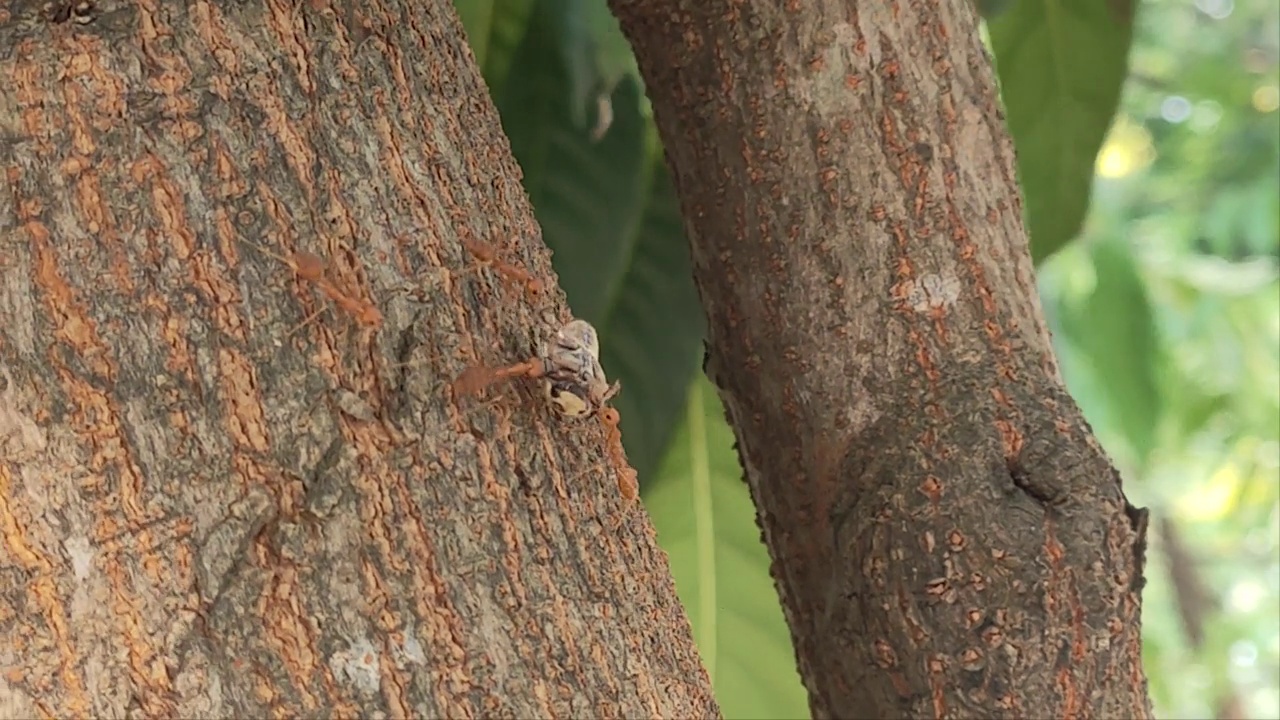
[1048,237,1162,468]
[452,0,495,66]
[546,0,641,129]
[454,0,535,92]
[595,158,704,483]
[497,10,703,481]
[989,0,1135,263]
[499,18,648,317]
[975,0,1016,21]
[646,379,809,720]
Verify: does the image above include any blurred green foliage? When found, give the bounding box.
[452,0,1279,716]
[1039,1,1280,717]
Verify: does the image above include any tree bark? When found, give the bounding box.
[609,0,1153,718]
[0,1,716,717]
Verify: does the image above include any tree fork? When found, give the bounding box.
[609,0,1153,717]
[0,0,716,716]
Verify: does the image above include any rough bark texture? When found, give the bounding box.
[0,1,717,717]
[609,0,1153,718]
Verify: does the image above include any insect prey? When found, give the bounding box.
[453,319,637,502]
[453,320,616,416]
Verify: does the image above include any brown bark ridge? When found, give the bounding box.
[609,0,1152,718]
[0,1,717,717]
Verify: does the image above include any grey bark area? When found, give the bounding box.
[610,0,1153,718]
[0,1,716,718]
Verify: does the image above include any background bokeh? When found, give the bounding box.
[452,0,1280,716]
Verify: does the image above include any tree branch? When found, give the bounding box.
[609,0,1152,716]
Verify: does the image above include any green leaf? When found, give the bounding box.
[646,378,809,720]
[546,0,640,128]
[597,157,705,482]
[499,11,648,317]
[975,0,1016,21]
[1054,237,1162,468]
[498,13,703,481]
[455,0,535,92]
[1153,345,1232,449]
[452,0,496,67]
[989,0,1135,263]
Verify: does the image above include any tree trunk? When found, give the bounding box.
[609,0,1153,718]
[0,1,716,717]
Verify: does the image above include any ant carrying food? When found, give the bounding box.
[453,319,638,502]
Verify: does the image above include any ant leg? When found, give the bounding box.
[285,307,331,338]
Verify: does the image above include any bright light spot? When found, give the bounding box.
[1253,85,1280,113]
[1161,95,1193,123]
[1097,146,1137,177]
[1253,689,1280,720]
[1228,643,1264,685]
[1231,641,1259,667]
[1176,462,1240,520]
[1196,0,1233,19]
[1229,580,1266,613]
[1096,118,1156,178]
[1192,100,1224,131]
